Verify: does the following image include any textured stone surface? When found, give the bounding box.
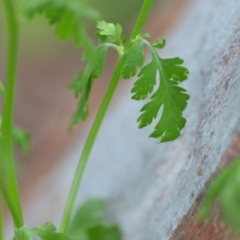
[170,132,240,240]
[6,0,240,239]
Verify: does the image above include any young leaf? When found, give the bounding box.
[152,38,166,49]
[130,40,189,142]
[198,157,240,232]
[97,21,123,45]
[69,43,111,128]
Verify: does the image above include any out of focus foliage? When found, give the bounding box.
[198,157,240,233]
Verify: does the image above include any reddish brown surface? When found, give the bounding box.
[170,133,240,240]
[174,209,238,240]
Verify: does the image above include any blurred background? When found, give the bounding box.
[0,0,188,205]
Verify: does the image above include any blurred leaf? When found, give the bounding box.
[12,125,31,152]
[21,0,99,58]
[68,199,106,235]
[69,43,111,128]
[86,224,121,240]
[68,199,121,240]
[13,227,34,240]
[31,222,74,240]
[152,38,166,49]
[13,222,74,240]
[198,157,240,232]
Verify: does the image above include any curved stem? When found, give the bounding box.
[1,0,24,228]
[60,0,153,233]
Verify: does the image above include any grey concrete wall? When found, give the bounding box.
[6,0,240,239]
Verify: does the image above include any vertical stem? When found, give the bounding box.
[60,0,153,233]
[1,0,24,228]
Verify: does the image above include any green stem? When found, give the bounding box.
[60,0,153,233]
[1,0,24,228]
[129,0,153,45]
[60,59,124,233]
[0,176,22,229]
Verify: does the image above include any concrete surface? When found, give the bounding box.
[5,0,240,239]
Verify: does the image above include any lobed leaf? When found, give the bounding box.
[69,44,110,128]
[160,57,189,82]
[97,21,123,44]
[22,0,98,54]
[131,41,189,142]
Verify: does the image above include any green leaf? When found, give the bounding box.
[31,222,74,240]
[159,57,189,82]
[12,125,31,152]
[122,40,145,79]
[68,199,121,240]
[198,158,240,232]
[69,44,110,128]
[86,224,121,240]
[0,80,5,96]
[69,73,93,125]
[131,40,189,142]
[97,21,123,45]
[13,223,74,240]
[22,0,98,55]
[152,38,166,49]
[68,199,106,235]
